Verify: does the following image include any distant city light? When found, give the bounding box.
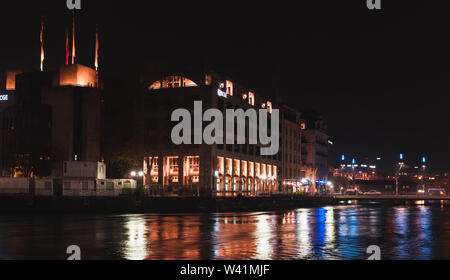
[369,165,376,169]
[328,140,334,145]
[341,155,345,161]
[400,153,404,160]
[422,156,426,164]
[130,171,137,177]
[301,178,309,185]
[138,171,144,177]
[376,157,381,161]
[217,89,227,98]
[352,158,356,164]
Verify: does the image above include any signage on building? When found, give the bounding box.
[0,94,8,101]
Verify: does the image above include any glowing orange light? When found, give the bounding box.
[40,17,44,71]
[72,12,76,64]
[95,24,99,71]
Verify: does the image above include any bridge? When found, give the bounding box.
[333,195,450,201]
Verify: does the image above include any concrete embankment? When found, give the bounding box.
[0,195,337,214]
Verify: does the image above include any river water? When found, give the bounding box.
[0,204,449,260]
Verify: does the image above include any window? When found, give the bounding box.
[148,76,198,90]
[267,101,273,114]
[217,157,225,175]
[300,122,306,130]
[82,182,89,191]
[226,80,233,96]
[248,92,255,106]
[205,74,212,85]
[64,182,71,190]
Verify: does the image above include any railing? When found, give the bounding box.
[333,194,450,200]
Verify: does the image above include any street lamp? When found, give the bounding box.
[396,153,405,196]
[351,158,356,190]
[130,170,145,194]
[421,156,427,193]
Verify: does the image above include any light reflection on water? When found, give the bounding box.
[0,205,449,260]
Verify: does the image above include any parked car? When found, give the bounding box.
[344,189,363,195]
[363,190,382,195]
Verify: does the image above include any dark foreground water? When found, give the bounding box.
[0,204,449,260]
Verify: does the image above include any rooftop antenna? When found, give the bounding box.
[40,16,45,71]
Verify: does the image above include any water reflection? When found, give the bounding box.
[122,216,148,260]
[0,205,448,260]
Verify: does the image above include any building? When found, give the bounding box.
[332,164,379,181]
[140,72,281,197]
[0,64,102,178]
[279,105,305,193]
[300,113,330,193]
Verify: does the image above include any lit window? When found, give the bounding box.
[234,159,240,177]
[205,74,212,86]
[241,161,248,177]
[248,92,255,106]
[249,162,254,178]
[217,157,225,175]
[300,122,306,130]
[226,80,233,96]
[149,76,198,90]
[226,158,233,176]
[267,101,273,114]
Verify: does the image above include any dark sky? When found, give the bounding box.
[0,1,449,172]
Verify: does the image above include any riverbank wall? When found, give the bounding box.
[0,195,337,214]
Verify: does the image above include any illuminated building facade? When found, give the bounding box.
[0,65,102,177]
[300,115,330,193]
[332,164,379,180]
[140,72,280,197]
[280,105,306,193]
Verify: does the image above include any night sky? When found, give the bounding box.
[1,1,449,172]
